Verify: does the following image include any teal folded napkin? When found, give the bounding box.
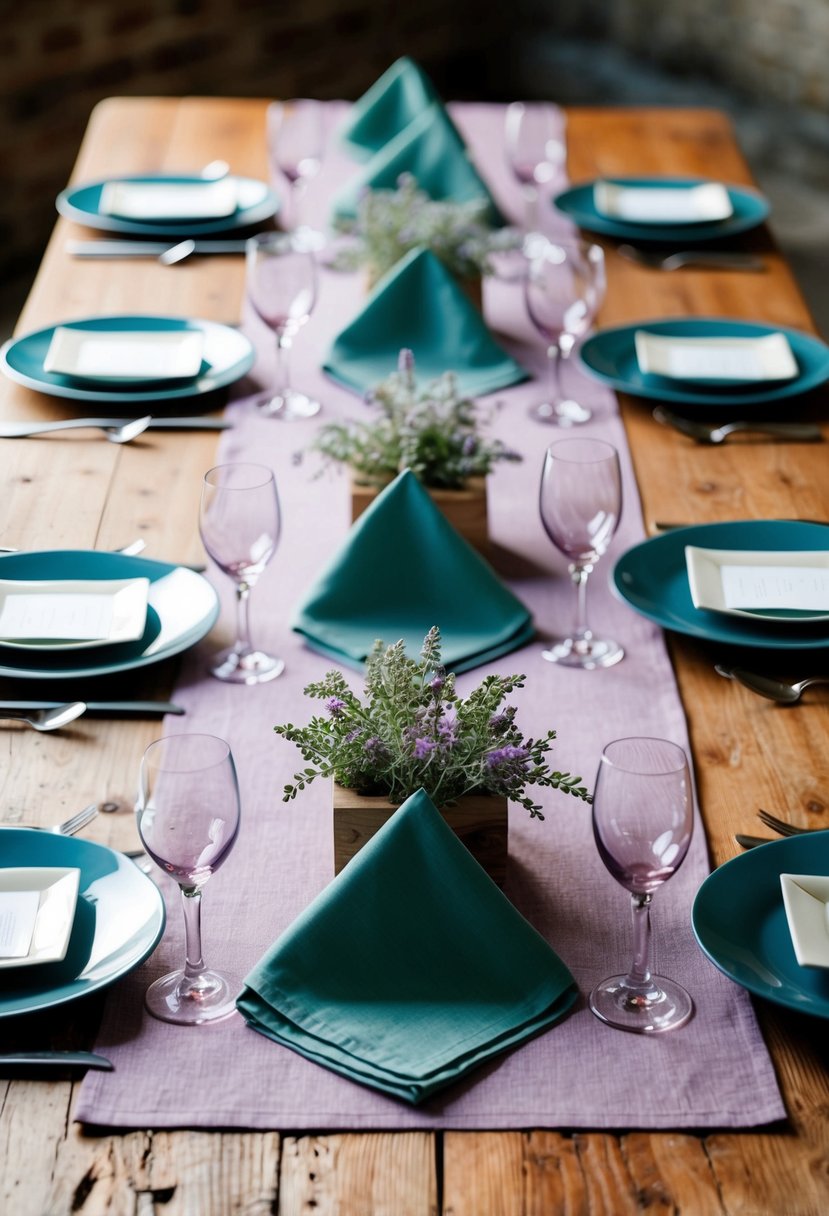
[338,57,440,160]
[333,103,503,225]
[324,246,526,398]
[293,468,534,672]
[237,788,577,1104]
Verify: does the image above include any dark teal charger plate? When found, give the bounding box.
[56,173,278,237]
[693,832,829,1018]
[0,550,219,679]
[553,176,769,243]
[0,830,165,1019]
[612,520,829,651]
[579,317,829,407]
[0,315,254,405]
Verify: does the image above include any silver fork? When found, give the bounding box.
[652,407,822,444]
[757,808,822,836]
[617,244,765,271]
[51,804,98,835]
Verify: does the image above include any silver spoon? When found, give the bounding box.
[159,239,196,266]
[653,406,822,445]
[0,702,87,731]
[200,159,230,180]
[724,667,829,704]
[0,416,152,443]
[617,244,765,271]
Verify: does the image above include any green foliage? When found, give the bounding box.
[334,174,521,282]
[274,627,592,819]
[310,350,522,490]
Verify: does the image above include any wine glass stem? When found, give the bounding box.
[275,332,292,399]
[524,184,539,232]
[180,887,206,986]
[569,563,593,642]
[233,580,254,658]
[547,343,563,408]
[627,891,654,987]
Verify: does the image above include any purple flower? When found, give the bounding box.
[364,736,389,760]
[429,674,445,693]
[413,737,435,759]
[462,435,477,457]
[489,709,513,735]
[486,744,530,772]
[325,697,347,717]
[398,348,415,375]
[437,716,458,748]
[345,728,362,744]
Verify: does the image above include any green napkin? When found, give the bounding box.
[237,788,577,1104]
[333,103,503,225]
[324,246,526,398]
[293,468,534,673]
[338,57,440,160]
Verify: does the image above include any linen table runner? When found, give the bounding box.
[78,103,785,1130]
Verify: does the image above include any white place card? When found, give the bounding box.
[780,874,829,968]
[0,577,149,649]
[721,564,829,611]
[99,178,239,220]
[634,331,798,383]
[593,180,733,223]
[685,546,829,622]
[44,327,204,381]
[0,890,40,959]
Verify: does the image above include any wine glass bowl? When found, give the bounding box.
[539,438,624,669]
[589,736,694,1034]
[137,733,241,1025]
[504,101,566,234]
[267,99,324,247]
[246,231,320,420]
[199,462,285,684]
[525,240,605,426]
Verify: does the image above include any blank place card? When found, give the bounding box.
[721,564,829,612]
[0,577,150,649]
[593,181,733,223]
[43,327,204,381]
[634,331,798,383]
[0,890,40,959]
[780,874,829,968]
[99,178,239,220]
[0,868,80,968]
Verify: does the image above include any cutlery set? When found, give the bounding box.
[652,406,822,445]
[617,244,766,272]
[0,415,233,441]
[736,808,826,850]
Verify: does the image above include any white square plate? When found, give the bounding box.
[0,867,80,969]
[43,327,205,382]
[634,331,798,383]
[685,546,829,623]
[593,180,733,224]
[780,874,829,968]
[99,178,239,220]
[0,576,150,650]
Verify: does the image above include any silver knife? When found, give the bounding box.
[0,417,232,438]
[0,701,185,716]
[0,1051,113,1070]
[67,239,249,258]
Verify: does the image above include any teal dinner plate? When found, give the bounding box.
[579,318,829,407]
[693,832,829,1018]
[0,829,164,1019]
[612,520,829,650]
[0,315,254,405]
[56,173,278,237]
[0,551,219,679]
[553,177,769,243]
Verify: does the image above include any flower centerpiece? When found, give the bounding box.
[310,349,521,550]
[334,174,521,306]
[275,628,591,883]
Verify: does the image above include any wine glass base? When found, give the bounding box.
[289,224,327,253]
[542,635,624,669]
[209,646,285,685]
[258,389,321,420]
[531,399,592,426]
[589,973,694,1034]
[145,968,239,1025]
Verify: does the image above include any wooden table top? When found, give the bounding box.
[1,97,828,1216]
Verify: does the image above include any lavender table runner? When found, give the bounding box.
[77,104,784,1130]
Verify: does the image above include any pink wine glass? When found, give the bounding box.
[267,99,325,250]
[525,238,605,425]
[246,230,320,420]
[590,736,694,1034]
[199,462,284,684]
[504,101,566,236]
[137,733,241,1025]
[539,438,624,669]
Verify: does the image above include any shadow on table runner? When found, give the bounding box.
[77,99,784,1131]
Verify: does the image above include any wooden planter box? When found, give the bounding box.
[333,783,508,885]
[351,473,489,553]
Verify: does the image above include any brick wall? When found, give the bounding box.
[0,0,502,322]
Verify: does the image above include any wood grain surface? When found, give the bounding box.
[1,98,827,1215]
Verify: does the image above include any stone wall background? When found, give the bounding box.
[2,0,827,331]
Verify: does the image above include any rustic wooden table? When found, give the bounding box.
[1,97,828,1215]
